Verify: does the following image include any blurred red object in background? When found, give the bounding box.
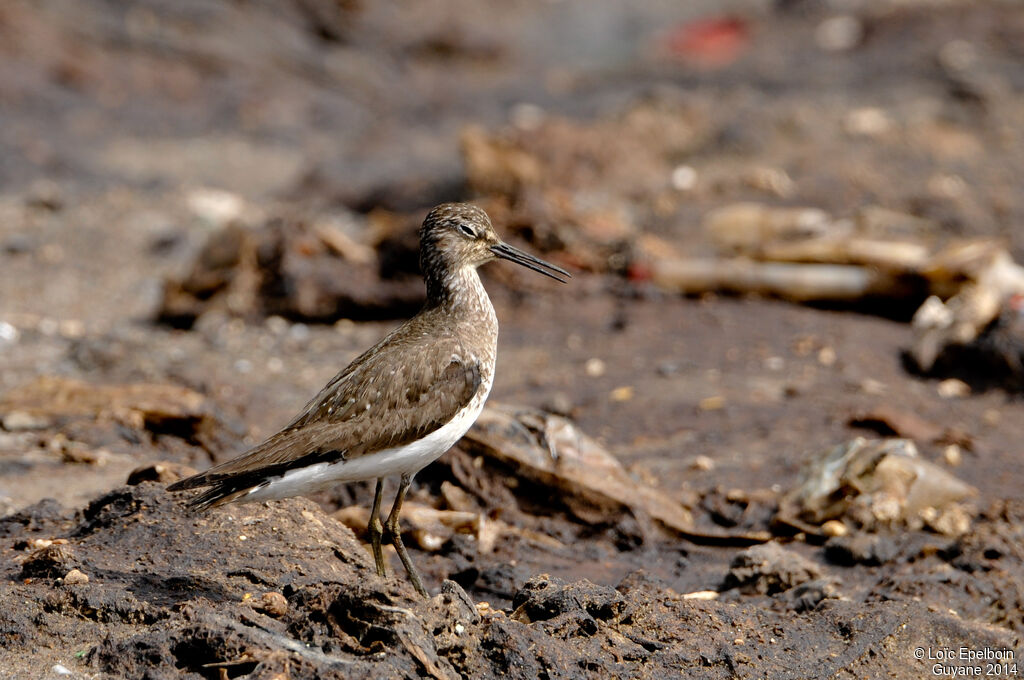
[663,16,750,68]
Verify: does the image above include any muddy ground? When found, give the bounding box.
[2,1,1024,678]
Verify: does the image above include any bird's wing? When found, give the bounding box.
[167,327,483,491]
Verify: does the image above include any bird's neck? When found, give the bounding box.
[426,265,497,331]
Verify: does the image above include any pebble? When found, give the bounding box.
[51,665,73,676]
[2,410,51,431]
[0,321,19,344]
[63,569,89,585]
[943,444,962,467]
[844,107,892,137]
[186,187,246,227]
[817,347,837,366]
[821,520,848,538]
[859,378,887,395]
[681,590,719,600]
[58,319,85,339]
[689,455,715,472]
[698,395,725,411]
[938,39,978,73]
[609,386,634,402]
[671,165,698,191]
[937,378,970,399]
[815,15,863,52]
[256,591,289,617]
[584,358,606,377]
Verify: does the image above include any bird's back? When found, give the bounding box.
[167,280,497,509]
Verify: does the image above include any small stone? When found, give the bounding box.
[681,590,719,600]
[824,534,897,566]
[821,520,848,538]
[52,665,73,676]
[186,187,247,227]
[859,378,887,395]
[58,319,85,338]
[844,107,892,137]
[609,386,634,402]
[943,444,963,467]
[937,379,970,399]
[815,15,863,52]
[126,462,197,485]
[817,347,837,366]
[671,165,698,191]
[584,358,606,377]
[0,321,19,344]
[63,568,89,585]
[938,39,978,73]
[2,410,51,431]
[690,455,715,472]
[256,591,288,617]
[745,167,794,198]
[698,396,725,411]
[723,543,822,595]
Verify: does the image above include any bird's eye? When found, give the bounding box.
[458,224,477,238]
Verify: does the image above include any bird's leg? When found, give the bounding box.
[368,478,386,578]
[384,473,427,598]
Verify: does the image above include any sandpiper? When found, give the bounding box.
[168,203,569,596]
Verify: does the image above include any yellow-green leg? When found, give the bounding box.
[368,478,386,577]
[385,473,427,598]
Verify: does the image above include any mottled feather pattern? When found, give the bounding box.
[166,305,491,491]
[167,273,497,504]
[164,203,541,510]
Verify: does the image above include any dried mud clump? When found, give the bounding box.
[157,214,426,328]
[3,483,1022,679]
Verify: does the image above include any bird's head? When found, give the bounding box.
[419,202,569,283]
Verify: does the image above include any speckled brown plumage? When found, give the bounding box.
[168,202,568,595]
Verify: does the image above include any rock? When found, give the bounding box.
[1,410,51,431]
[511,575,626,624]
[782,578,841,612]
[0,376,239,458]
[254,591,288,617]
[722,542,822,595]
[62,568,89,585]
[126,462,197,485]
[821,520,848,538]
[937,378,971,399]
[20,544,79,579]
[778,438,977,535]
[824,534,899,566]
[157,212,425,327]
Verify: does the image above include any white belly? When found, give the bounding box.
[242,390,490,502]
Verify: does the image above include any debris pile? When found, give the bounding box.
[777,437,977,537]
[158,200,426,327]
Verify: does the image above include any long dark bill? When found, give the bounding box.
[491,242,571,283]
